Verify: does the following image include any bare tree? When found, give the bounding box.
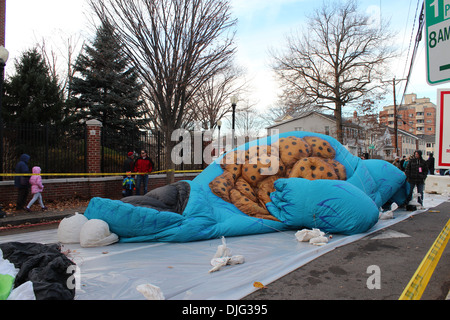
[234,100,266,138]
[37,35,84,99]
[271,0,397,143]
[89,0,237,182]
[187,65,247,130]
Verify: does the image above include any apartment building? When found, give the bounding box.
[379,93,436,135]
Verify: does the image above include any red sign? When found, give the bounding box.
[437,90,450,168]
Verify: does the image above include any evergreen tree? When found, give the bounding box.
[3,48,64,125]
[69,23,145,136]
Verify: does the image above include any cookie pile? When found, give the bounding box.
[209,136,347,221]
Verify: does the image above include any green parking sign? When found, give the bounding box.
[426,0,450,84]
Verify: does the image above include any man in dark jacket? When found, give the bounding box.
[123,152,135,174]
[14,154,31,210]
[405,150,428,206]
[426,153,435,175]
[133,150,154,195]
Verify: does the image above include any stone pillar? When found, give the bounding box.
[86,119,102,174]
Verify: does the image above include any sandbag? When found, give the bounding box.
[79,219,119,248]
[57,213,88,244]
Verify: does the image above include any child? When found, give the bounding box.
[122,172,136,197]
[25,166,48,212]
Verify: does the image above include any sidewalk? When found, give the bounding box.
[0,205,87,229]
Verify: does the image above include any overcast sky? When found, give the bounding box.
[4,0,448,116]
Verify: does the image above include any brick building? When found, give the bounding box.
[379,93,436,136]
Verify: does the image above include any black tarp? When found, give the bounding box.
[0,242,76,300]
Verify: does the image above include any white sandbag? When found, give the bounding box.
[295,228,324,242]
[295,228,329,246]
[229,255,245,265]
[209,255,245,273]
[408,193,424,209]
[136,284,165,300]
[309,236,329,246]
[209,237,245,273]
[379,203,398,220]
[7,281,35,300]
[57,213,88,244]
[0,249,18,278]
[209,257,230,273]
[213,236,232,259]
[79,219,119,248]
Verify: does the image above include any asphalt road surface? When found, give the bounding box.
[244,200,450,300]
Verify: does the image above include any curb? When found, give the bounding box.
[0,213,72,228]
[0,210,84,229]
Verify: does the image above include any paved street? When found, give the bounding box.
[245,200,450,300]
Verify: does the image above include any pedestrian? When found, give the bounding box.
[133,149,154,195]
[402,155,411,171]
[122,171,136,197]
[399,156,406,172]
[405,150,428,206]
[393,156,401,170]
[123,151,135,175]
[426,153,435,175]
[25,166,48,212]
[14,154,30,211]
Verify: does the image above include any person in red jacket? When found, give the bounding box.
[133,149,155,195]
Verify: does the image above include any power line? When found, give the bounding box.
[398,1,425,107]
[401,0,422,83]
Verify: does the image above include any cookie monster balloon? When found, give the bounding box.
[82,131,409,243]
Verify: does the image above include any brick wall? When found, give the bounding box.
[0,173,199,207]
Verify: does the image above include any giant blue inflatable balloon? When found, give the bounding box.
[84,131,409,242]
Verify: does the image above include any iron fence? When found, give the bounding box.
[0,123,206,180]
[1,123,86,180]
[101,128,207,174]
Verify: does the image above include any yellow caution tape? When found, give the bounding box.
[0,170,203,177]
[399,218,450,300]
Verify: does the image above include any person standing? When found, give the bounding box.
[123,151,135,174]
[393,156,401,170]
[133,150,154,195]
[122,171,136,197]
[405,150,428,206]
[399,156,406,172]
[426,153,435,175]
[403,155,412,171]
[14,154,31,211]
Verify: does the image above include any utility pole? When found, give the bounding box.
[382,78,407,157]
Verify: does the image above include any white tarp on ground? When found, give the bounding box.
[1,193,448,300]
